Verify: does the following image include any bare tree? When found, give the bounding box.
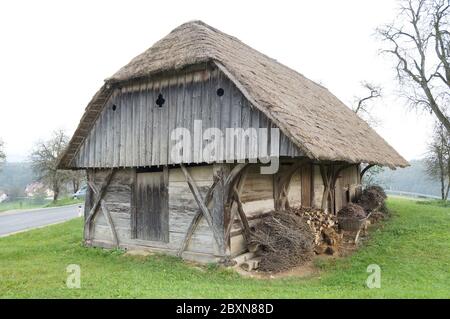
[354,82,383,183]
[425,123,450,200]
[70,170,86,193]
[30,130,70,201]
[377,0,450,133]
[353,81,383,128]
[353,81,383,115]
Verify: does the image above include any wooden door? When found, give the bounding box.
[135,169,169,242]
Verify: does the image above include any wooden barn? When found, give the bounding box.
[58,21,408,263]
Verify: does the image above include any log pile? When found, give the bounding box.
[290,207,341,249]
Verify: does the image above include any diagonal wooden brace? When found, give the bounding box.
[177,177,219,257]
[179,165,224,252]
[84,169,116,242]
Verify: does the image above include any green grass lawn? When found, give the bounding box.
[0,197,449,298]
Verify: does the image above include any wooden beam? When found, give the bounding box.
[360,164,375,180]
[179,165,223,251]
[84,169,116,242]
[274,159,308,210]
[224,167,249,244]
[232,186,252,243]
[101,200,119,247]
[224,163,248,202]
[320,164,332,213]
[177,177,219,257]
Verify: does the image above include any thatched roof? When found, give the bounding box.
[60,20,408,169]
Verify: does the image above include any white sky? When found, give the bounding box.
[0,0,434,162]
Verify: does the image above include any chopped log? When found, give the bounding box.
[240,257,261,271]
[232,252,255,266]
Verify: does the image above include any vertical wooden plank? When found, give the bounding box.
[113,93,121,167]
[210,68,223,162]
[192,72,203,163]
[167,77,178,165]
[101,108,108,167]
[126,88,133,167]
[89,118,96,167]
[106,98,113,167]
[173,74,186,164]
[219,71,232,162]
[201,67,212,148]
[84,170,94,219]
[230,82,242,160]
[249,107,260,161]
[151,80,161,166]
[183,73,194,163]
[145,82,155,166]
[240,93,251,161]
[130,168,137,239]
[212,164,228,256]
[134,88,140,167]
[161,167,169,242]
[119,89,127,167]
[138,83,146,167]
[159,78,169,165]
[258,111,269,160]
[95,112,102,167]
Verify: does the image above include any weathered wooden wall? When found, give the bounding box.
[71,65,303,168]
[87,163,360,261]
[88,166,219,263]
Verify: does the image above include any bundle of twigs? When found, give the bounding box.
[249,211,314,272]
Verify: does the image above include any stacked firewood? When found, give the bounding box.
[290,207,342,254]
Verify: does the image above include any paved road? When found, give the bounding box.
[0,204,83,237]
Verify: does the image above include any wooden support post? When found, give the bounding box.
[274,159,308,211]
[224,166,248,246]
[320,164,333,213]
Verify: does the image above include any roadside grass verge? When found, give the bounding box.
[45,197,83,208]
[0,197,82,213]
[0,200,48,213]
[0,197,449,298]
